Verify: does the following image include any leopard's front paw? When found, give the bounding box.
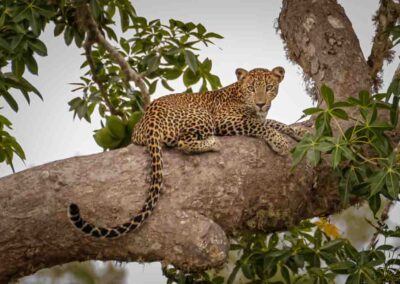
[269,138,290,156]
[291,125,309,141]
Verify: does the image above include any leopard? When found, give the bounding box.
[68,66,304,239]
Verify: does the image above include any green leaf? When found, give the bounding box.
[183,69,200,87]
[29,9,40,35]
[315,141,333,152]
[1,90,19,112]
[307,149,321,166]
[331,108,348,120]
[0,37,11,51]
[303,107,323,115]
[118,7,129,32]
[54,23,65,36]
[226,264,240,284]
[93,127,121,149]
[0,115,12,128]
[339,170,353,207]
[331,146,342,169]
[386,171,399,200]
[197,23,206,35]
[345,272,361,284]
[201,58,212,73]
[146,80,157,95]
[184,50,198,73]
[205,32,223,39]
[35,7,56,18]
[161,79,174,92]
[321,239,344,253]
[163,68,182,80]
[369,121,393,131]
[25,54,38,75]
[369,171,386,196]
[368,194,381,216]
[10,139,26,160]
[106,116,126,139]
[376,244,393,250]
[359,90,370,106]
[127,112,143,131]
[90,0,100,19]
[12,59,25,77]
[329,261,356,274]
[199,78,208,93]
[205,73,221,89]
[321,85,334,107]
[146,54,160,74]
[64,26,74,46]
[281,264,291,284]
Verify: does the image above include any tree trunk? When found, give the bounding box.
[0,0,399,282]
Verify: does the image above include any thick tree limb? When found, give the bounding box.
[1,136,333,282]
[279,0,372,105]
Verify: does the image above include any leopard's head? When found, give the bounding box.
[236,67,285,118]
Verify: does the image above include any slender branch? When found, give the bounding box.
[76,5,150,108]
[367,0,400,91]
[83,32,126,119]
[367,200,395,249]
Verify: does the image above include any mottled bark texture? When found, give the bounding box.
[279,0,372,104]
[1,137,323,282]
[1,0,399,282]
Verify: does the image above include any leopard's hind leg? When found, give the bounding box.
[177,134,219,153]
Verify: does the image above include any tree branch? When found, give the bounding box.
[83,32,126,119]
[0,135,343,282]
[76,5,150,108]
[279,0,372,105]
[368,0,400,91]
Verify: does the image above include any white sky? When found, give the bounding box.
[2,0,399,283]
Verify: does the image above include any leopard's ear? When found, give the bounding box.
[272,66,285,82]
[235,68,248,81]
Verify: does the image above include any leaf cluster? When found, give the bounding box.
[292,82,400,215]
[69,15,223,126]
[164,221,400,284]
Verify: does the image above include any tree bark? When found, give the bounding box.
[0,0,399,282]
[1,136,321,282]
[279,0,372,104]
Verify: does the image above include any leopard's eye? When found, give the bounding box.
[266,85,272,91]
[247,86,255,92]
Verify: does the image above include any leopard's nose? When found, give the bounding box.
[256,103,266,109]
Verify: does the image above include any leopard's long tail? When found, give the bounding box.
[68,134,163,239]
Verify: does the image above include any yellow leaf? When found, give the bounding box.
[314,218,341,239]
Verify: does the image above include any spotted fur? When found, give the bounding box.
[68,66,304,239]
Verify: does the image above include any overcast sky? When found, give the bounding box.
[3,0,399,283]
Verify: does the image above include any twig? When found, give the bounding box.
[367,200,395,249]
[83,31,126,119]
[367,0,400,91]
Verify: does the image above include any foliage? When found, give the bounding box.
[0,113,25,171]
[164,220,400,284]
[0,0,222,164]
[292,82,399,215]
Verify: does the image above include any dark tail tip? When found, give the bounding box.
[68,203,80,215]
